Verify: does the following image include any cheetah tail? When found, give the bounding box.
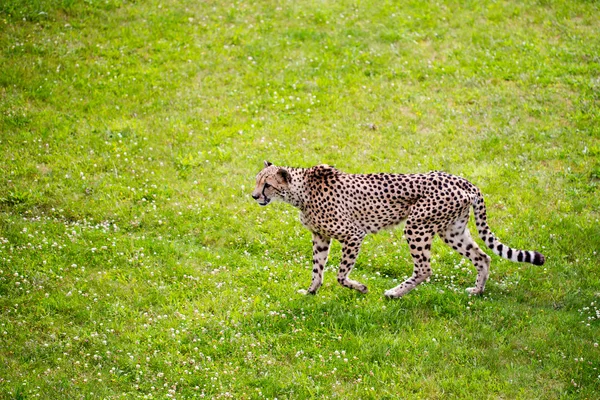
[472,191,545,266]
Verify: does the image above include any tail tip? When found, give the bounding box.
[533,252,545,266]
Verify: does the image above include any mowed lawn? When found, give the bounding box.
[1,0,599,398]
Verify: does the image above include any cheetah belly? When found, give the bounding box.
[351,201,411,234]
[355,214,408,234]
[299,210,354,239]
[377,218,407,233]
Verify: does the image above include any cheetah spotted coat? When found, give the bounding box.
[252,162,545,298]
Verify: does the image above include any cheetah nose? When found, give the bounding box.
[252,193,259,200]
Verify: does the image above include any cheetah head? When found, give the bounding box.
[252,161,292,206]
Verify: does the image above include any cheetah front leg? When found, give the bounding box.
[337,237,368,294]
[306,232,331,294]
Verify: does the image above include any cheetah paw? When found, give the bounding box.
[466,287,483,295]
[384,289,402,299]
[358,285,368,294]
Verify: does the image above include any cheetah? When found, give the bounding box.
[252,161,545,298]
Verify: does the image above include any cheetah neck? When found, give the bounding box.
[283,167,308,209]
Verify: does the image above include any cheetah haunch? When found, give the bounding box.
[252,161,545,298]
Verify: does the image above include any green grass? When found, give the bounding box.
[1,0,599,398]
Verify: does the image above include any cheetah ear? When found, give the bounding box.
[277,168,291,184]
[264,160,273,168]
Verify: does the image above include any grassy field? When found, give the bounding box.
[1,0,600,398]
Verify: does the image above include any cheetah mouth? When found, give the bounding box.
[258,198,271,206]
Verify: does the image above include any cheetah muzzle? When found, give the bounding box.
[252,161,545,298]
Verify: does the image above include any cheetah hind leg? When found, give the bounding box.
[384,227,434,298]
[442,218,491,295]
